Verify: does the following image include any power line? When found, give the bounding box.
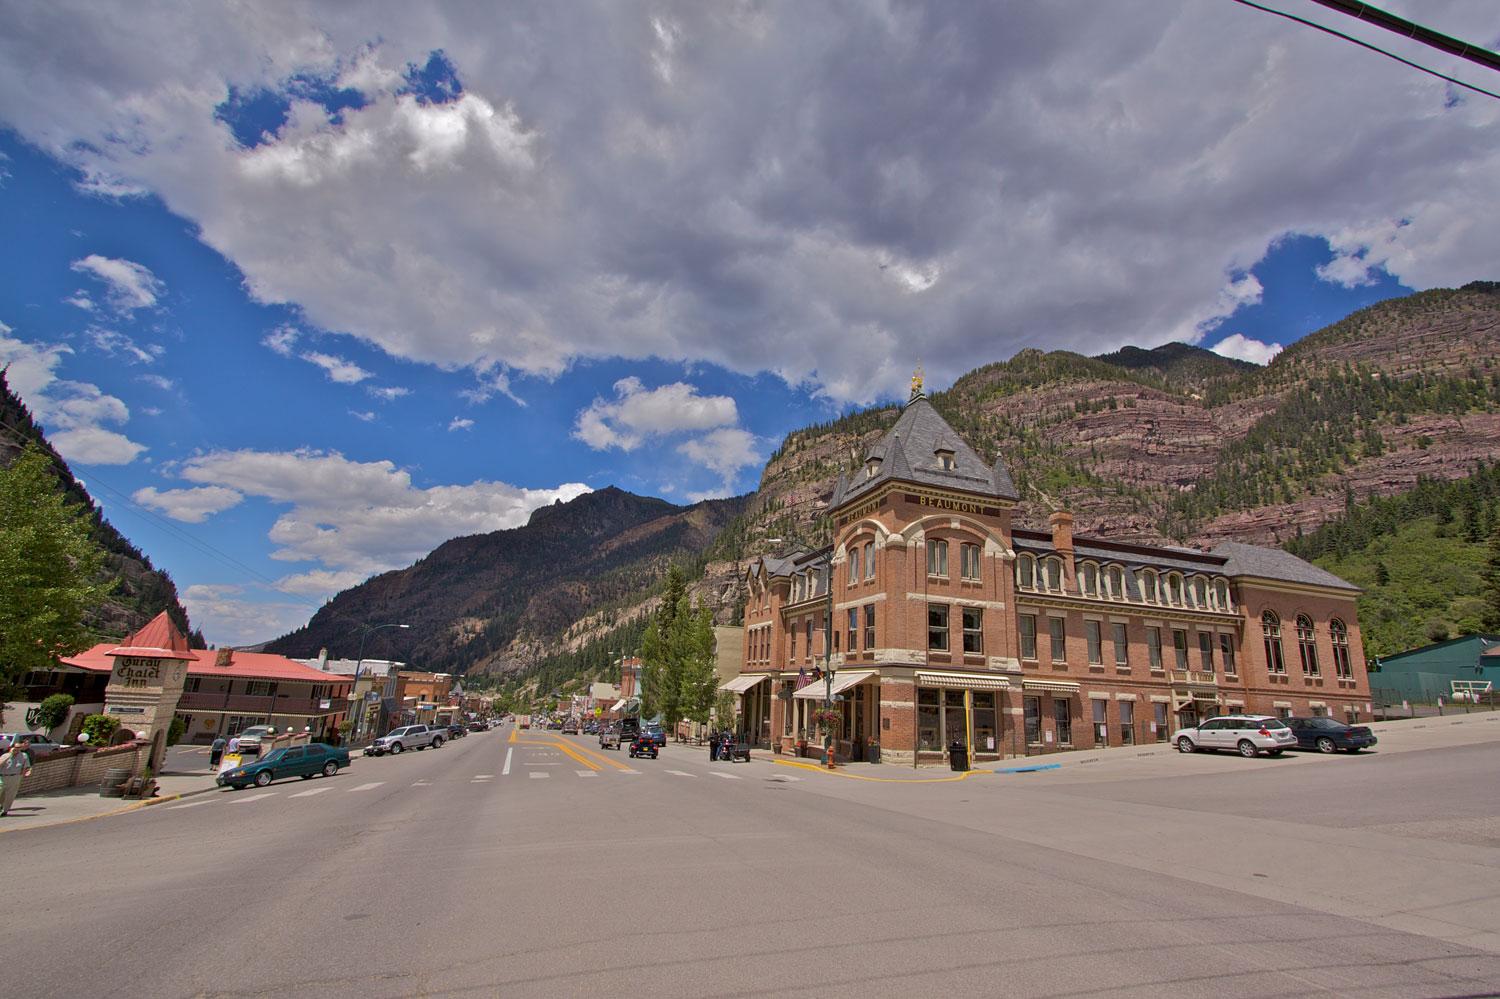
[1308,0,1500,76]
[1230,0,1500,102]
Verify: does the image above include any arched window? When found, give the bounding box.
[1296,614,1320,676]
[864,542,875,580]
[1081,562,1099,597]
[1192,576,1208,608]
[1141,569,1159,604]
[927,539,949,578]
[1214,579,1231,612]
[1107,565,1125,600]
[1262,611,1286,674]
[1016,554,1036,589]
[1043,557,1063,592]
[1330,619,1353,679]
[1167,573,1184,606]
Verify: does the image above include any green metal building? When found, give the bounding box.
[1369,634,1500,704]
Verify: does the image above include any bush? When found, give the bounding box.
[34,693,75,733]
[80,713,121,746]
[166,716,187,747]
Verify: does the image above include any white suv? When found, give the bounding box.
[1175,715,1296,758]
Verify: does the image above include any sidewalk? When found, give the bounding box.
[0,769,222,834]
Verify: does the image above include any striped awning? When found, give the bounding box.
[793,670,878,700]
[719,674,771,694]
[1022,679,1080,694]
[915,670,1009,691]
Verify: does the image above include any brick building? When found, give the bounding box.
[729,378,1371,765]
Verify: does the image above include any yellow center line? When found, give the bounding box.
[772,758,991,783]
[512,734,628,771]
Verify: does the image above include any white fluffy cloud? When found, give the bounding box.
[574,377,738,451]
[171,448,590,591]
[70,255,164,313]
[1212,333,1284,366]
[263,325,373,384]
[677,427,761,491]
[447,417,474,432]
[0,322,147,465]
[181,583,312,647]
[132,485,244,523]
[2,4,1497,402]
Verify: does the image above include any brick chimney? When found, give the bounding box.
[214,647,233,668]
[1049,510,1077,591]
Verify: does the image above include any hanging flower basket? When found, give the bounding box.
[811,708,842,730]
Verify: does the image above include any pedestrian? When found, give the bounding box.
[0,737,35,816]
[227,735,240,755]
[709,727,720,761]
[209,736,226,768]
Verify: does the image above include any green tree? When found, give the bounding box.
[34,693,75,733]
[639,618,675,722]
[1482,522,1500,632]
[80,713,121,746]
[675,602,719,728]
[0,447,113,693]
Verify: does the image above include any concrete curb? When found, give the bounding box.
[0,782,221,835]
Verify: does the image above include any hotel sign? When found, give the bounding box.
[906,492,1001,517]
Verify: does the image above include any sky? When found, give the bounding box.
[0,1,1495,647]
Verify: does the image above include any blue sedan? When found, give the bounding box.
[217,742,351,790]
[1285,717,1378,754]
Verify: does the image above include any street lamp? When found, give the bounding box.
[351,623,410,743]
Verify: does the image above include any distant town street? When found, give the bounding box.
[9,719,1500,998]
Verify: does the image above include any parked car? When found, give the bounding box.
[217,742,350,790]
[1286,716,1378,753]
[628,735,658,759]
[0,733,64,757]
[367,724,445,756]
[468,721,486,733]
[446,723,467,739]
[1175,715,1296,757]
[232,725,277,752]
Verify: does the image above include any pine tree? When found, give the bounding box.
[0,446,113,692]
[1481,522,1500,633]
[675,601,719,727]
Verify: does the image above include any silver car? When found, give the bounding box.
[1175,715,1296,758]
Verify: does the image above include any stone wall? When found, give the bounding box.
[19,742,148,796]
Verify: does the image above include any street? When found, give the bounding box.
[10,722,1500,998]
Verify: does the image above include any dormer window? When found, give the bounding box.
[866,457,882,479]
[935,448,955,471]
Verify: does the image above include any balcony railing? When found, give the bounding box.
[176,692,341,715]
[1170,670,1218,686]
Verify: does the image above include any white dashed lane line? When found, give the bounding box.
[529,772,549,780]
[289,787,333,798]
[665,770,695,777]
[576,771,597,777]
[167,799,215,810]
[709,772,741,780]
[227,792,277,804]
[347,782,385,792]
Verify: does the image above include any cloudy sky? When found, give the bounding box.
[1,1,1495,646]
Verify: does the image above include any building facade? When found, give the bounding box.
[729,381,1372,765]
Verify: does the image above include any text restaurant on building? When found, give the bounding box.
[726,373,1372,766]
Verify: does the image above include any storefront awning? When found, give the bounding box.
[610,699,628,711]
[915,670,1009,691]
[793,669,878,699]
[1022,679,1081,694]
[720,674,771,694]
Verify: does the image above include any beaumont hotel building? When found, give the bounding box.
[727,381,1371,765]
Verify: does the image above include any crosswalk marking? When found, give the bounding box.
[412,780,431,786]
[665,770,695,777]
[576,771,597,777]
[502,748,513,776]
[348,781,384,792]
[710,772,741,780]
[620,769,641,775]
[529,771,549,779]
[167,799,214,810]
[289,787,332,798]
[471,776,491,783]
[474,774,494,779]
[228,792,277,804]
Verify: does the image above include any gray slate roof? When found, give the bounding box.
[830,396,1018,509]
[1211,541,1359,592]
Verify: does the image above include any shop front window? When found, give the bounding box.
[1119,700,1135,745]
[1092,699,1108,745]
[1054,699,1071,745]
[944,690,966,749]
[973,692,997,753]
[1024,696,1041,745]
[918,689,941,752]
[1153,702,1169,742]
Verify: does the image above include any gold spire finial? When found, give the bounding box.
[910,362,924,400]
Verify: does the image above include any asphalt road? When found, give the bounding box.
[10,724,1500,998]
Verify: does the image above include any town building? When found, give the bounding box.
[1367,634,1500,706]
[728,375,1373,765]
[60,618,353,745]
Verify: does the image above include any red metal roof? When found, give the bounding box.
[104,610,194,660]
[61,644,351,685]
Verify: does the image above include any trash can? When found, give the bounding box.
[948,740,969,772]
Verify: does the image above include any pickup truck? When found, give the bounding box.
[367,724,445,756]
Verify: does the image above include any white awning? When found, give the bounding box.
[610,700,628,711]
[794,670,879,699]
[1022,679,1081,694]
[720,674,771,694]
[915,670,1009,691]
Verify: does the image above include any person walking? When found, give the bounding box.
[209,736,226,768]
[0,737,35,816]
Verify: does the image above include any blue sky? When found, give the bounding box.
[0,3,1491,645]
